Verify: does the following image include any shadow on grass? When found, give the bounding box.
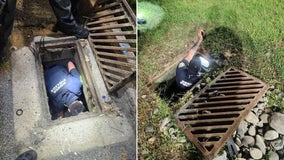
[203,26,254,68]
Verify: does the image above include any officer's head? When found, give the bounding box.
[66,100,84,117]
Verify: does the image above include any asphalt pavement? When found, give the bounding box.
[0,62,17,159]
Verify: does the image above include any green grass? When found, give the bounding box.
[138,0,284,159]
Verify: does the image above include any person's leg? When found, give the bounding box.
[70,0,79,14]
[0,0,16,63]
[49,0,76,29]
[48,0,89,39]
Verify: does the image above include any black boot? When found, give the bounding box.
[16,150,37,160]
[53,22,89,39]
[49,0,89,39]
[0,42,8,64]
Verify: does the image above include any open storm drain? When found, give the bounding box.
[86,0,136,92]
[175,68,269,159]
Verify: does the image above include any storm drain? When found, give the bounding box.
[35,37,103,114]
[175,68,269,159]
[86,0,136,92]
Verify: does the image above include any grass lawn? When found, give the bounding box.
[138,0,284,159]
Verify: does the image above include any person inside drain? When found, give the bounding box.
[176,29,210,90]
[44,61,85,120]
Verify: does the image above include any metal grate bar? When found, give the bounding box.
[86,0,136,92]
[87,16,127,26]
[175,67,269,159]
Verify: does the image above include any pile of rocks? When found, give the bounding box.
[230,97,284,160]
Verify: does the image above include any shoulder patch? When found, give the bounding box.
[178,62,185,68]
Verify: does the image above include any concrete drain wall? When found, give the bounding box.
[33,37,113,119]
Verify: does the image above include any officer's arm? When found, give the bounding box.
[184,29,204,62]
[68,61,80,78]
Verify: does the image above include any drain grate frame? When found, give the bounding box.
[86,0,136,92]
[34,37,103,114]
[175,67,269,159]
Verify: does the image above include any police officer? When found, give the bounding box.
[0,0,16,63]
[44,61,84,120]
[49,0,89,39]
[176,29,208,90]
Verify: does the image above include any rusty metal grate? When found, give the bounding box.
[175,67,269,159]
[86,0,136,92]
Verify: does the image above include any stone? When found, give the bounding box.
[268,151,279,160]
[257,103,266,110]
[278,93,284,99]
[264,130,279,140]
[277,149,284,159]
[256,120,263,128]
[235,158,245,160]
[257,128,263,135]
[245,111,259,125]
[248,125,256,136]
[242,136,255,147]
[249,148,263,160]
[255,135,266,154]
[235,143,240,152]
[271,138,284,151]
[235,137,242,147]
[256,109,263,117]
[177,136,187,143]
[259,97,268,103]
[237,153,242,158]
[260,113,269,124]
[238,121,248,138]
[153,108,159,115]
[148,137,156,145]
[253,108,259,114]
[264,107,272,113]
[213,150,228,160]
[141,95,147,99]
[160,117,170,132]
[270,112,284,135]
[145,125,155,133]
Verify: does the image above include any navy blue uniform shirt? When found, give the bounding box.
[44,65,82,114]
[176,58,202,90]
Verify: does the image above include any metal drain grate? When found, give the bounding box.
[175,67,269,159]
[86,0,136,92]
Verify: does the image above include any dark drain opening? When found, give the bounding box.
[40,48,89,120]
[198,137,221,142]
[186,120,235,127]
[156,78,188,104]
[179,113,240,121]
[156,75,206,105]
[178,107,245,115]
[188,101,250,108]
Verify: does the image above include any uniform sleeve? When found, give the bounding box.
[176,59,192,88]
[69,68,80,79]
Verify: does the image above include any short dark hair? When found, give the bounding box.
[67,100,84,117]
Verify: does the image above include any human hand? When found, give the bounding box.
[68,61,76,72]
[197,29,204,42]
